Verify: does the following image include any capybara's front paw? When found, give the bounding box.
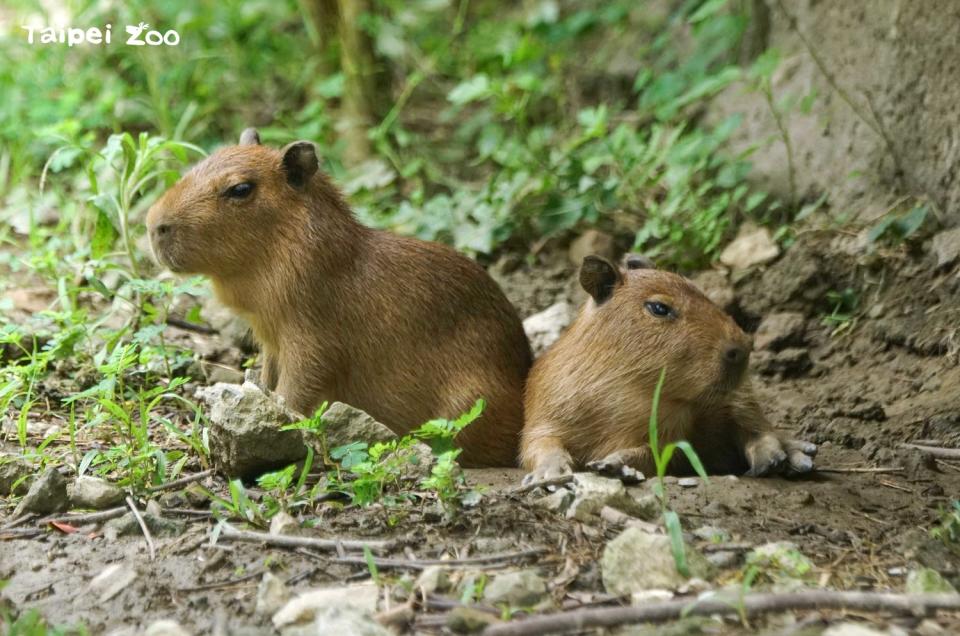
[745,434,816,477]
[586,449,646,484]
[522,451,574,486]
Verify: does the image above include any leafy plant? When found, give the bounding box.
[647,368,710,577]
[821,287,860,336]
[866,204,930,247]
[931,500,960,555]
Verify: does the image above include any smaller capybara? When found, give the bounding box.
[146,129,532,467]
[521,254,816,482]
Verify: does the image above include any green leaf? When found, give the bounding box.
[363,545,380,584]
[895,205,928,238]
[674,441,709,482]
[663,509,690,577]
[91,208,119,259]
[448,74,491,105]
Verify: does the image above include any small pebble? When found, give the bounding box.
[677,477,699,488]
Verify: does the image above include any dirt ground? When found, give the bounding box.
[2,233,960,634]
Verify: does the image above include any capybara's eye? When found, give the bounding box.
[644,301,674,319]
[225,182,254,199]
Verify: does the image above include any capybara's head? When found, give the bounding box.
[578,254,752,402]
[146,128,333,277]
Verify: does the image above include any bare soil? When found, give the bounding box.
[2,234,960,634]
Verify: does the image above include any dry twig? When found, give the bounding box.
[334,547,548,570]
[147,468,215,493]
[484,591,960,635]
[126,496,156,560]
[218,525,397,553]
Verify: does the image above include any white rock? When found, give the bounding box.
[601,527,711,594]
[89,564,138,603]
[932,227,960,268]
[415,566,450,595]
[144,620,192,636]
[281,605,390,636]
[483,570,548,606]
[524,301,576,356]
[257,572,291,616]
[270,511,301,536]
[272,583,379,629]
[821,623,886,636]
[567,473,657,521]
[677,477,699,488]
[719,226,780,271]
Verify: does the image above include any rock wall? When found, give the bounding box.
[712,0,960,225]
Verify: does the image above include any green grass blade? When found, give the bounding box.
[674,440,710,482]
[663,509,690,577]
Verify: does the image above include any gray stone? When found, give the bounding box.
[754,312,806,351]
[281,606,389,636]
[0,454,32,496]
[309,402,433,475]
[256,572,290,616]
[103,512,185,539]
[321,402,397,448]
[144,620,192,636]
[535,488,574,514]
[601,527,712,594]
[719,226,780,271]
[690,270,735,312]
[569,230,616,267]
[745,541,813,582]
[705,550,740,569]
[197,381,307,478]
[523,301,576,356]
[415,566,451,595]
[905,567,957,593]
[270,511,301,536]
[14,467,68,515]
[568,473,657,522]
[677,477,700,488]
[446,606,499,633]
[89,563,138,603]
[483,570,548,607]
[752,347,813,378]
[692,525,730,543]
[272,583,379,630]
[932,227,960,268]
[69,476,124,510]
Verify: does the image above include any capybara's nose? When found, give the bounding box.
[723,343,748,367]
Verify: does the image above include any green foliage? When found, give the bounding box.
[647,368,710,578]
[931,501,960,555]
[821,287,859,335]
[866,204,931,247]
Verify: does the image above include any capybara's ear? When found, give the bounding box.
[580,255,622,304]
[281,141,319,187]
[623,253,655,270]
[239,128,261,145]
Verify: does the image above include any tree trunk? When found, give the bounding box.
[336,0,388,165]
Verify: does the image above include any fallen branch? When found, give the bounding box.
[126,496,156,561]
[334,548,548,570]
[900,444,960,459]
[165,317,218,335]
[218,525,397,553]
[38,506,128,527]
[817,466,903,474]
[483,591,960,636]
[147,469,215,493]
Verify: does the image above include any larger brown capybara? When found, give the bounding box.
[521,254,816,482]
[146,129,532,467]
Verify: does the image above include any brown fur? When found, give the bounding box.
[521,256,815,479]
[146,133,532,467]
